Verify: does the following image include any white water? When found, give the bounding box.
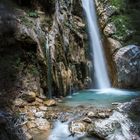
[48,121,84,140]
[82,0,110,89]
[94,111,140,140]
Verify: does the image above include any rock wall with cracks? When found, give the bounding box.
[0,0,90,101]
[47,0,90,96]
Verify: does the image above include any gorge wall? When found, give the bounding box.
[0,0,140,105]
[0,0,91,102]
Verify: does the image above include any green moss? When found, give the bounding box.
[111,15,132,41]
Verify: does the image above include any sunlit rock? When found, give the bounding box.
[44,99,57,107]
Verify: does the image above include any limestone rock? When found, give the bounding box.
[27,121,36,129]
[39,106,48,111]
[87,111,96,118]
[104,23,116,36]
[70,121,86,135]
[34,111,45,118]
[107,38,122,54]
[114,45,140,88]
[22,91,36,103]
[14,98,26,107]
[44,99,57,107]
[35,118,50,131]
[82,117,92,123]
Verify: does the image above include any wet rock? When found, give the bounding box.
[89,120,121,138]
[97,112,110,118]
[70,121,86,135]
[35,118,50,131]
[82,117,92,123]
[87,111,96,118]
[114,45,140,88]
[44,99,57,107]
[112,102,121,105]
[87,111,136,139]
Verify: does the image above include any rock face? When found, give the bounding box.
[114,45,140,88]
[0,0,90,101]
[96,0,140,88]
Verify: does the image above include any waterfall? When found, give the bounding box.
[46,36,52,98]
[82,0,110,89]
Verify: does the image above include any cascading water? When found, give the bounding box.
[82,0,110,89]
[46,36,52,98]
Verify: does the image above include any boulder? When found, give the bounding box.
[82,117,92,123]
[35,118,50,131]
[14,98,26,107]
[87,111,96,118]
[44,99,57,107]
[107,38,122,54]
[69,121,86,135]
[34,111,45,118]
[22,91,36,103]
[114,45,140,88]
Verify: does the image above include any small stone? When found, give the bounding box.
[112,102,120,105]
[34,111,45,118]
[98,112,110,118]
[39,106,47,111]
[83,117,92,123]
[44,99,57,107]
[87,112,96,118]
[22,91,36,103]
[14,98,26,107]
[36,98,43,103]
[77,22,85,27]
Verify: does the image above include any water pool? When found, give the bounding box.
[63,88,140,108]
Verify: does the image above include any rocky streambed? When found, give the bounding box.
[1,93,139,140]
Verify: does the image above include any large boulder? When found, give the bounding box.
[114,45,140,88]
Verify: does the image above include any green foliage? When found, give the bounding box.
[111,15,132,40]
[110,0,125,11]
[28,11,38,18]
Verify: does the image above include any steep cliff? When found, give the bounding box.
[0,0,90,102]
